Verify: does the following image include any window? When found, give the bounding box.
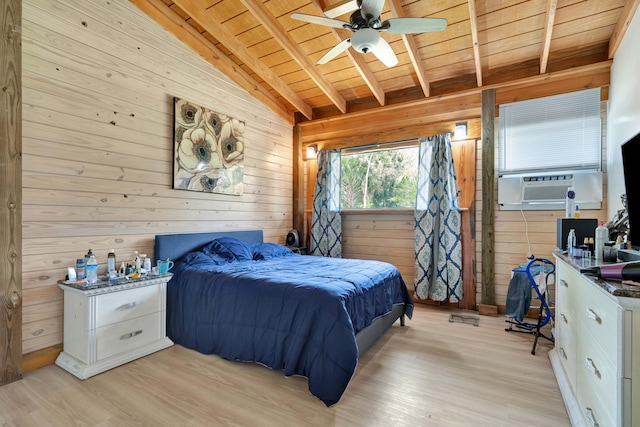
[340,143,418,209]
[498,88,601,174]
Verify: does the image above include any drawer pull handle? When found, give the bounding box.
[585,407,599,427]
[559,347,567,360]
[561,313,568,324]
[117,301,143,311]
[585,358,601,379]
[585,308,602,324]
[120,330,143,340]
[560,279,568,288]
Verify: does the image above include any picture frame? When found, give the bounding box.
[172,98,245,195]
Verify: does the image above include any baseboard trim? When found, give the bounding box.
[22,344,63,373]
[549,349,586,426]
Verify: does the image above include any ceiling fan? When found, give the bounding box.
[291,0,447,67]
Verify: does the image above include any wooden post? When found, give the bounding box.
[1,0,23,385]
[292,122,305,244]
[480,89,497,315]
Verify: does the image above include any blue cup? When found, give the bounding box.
[157,259,174,274]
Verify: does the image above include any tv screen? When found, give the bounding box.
[622,132,640,250]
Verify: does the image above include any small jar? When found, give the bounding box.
[579,244,589,258]
[142,254,151,272]
[75,258,86,281]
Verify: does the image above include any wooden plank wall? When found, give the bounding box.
[20,0,293,361]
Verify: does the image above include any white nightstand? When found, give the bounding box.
[55,274,174,379]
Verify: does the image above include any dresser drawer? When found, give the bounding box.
[579,281,621,363]
[95,285,161,328]
[576,336,618,427]
[557,262,583,317]
[556,311,577,389]
[96,312,162,361]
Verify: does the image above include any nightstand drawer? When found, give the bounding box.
[96,285,161,328]
[96,312,161,361]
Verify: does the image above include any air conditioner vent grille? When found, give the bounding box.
[523,174,573,182]
[523,184,570,201]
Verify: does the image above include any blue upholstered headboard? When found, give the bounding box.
[154,230,264,263]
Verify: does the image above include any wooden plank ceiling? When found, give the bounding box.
[133,0,638,123]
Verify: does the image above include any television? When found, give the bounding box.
[621,131,640,255]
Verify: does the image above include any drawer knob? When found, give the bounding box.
[560,279,568,288]
[585,357,601,379]
[585,308,602,324]
[117,301,143,311]
[585,407,599,427]
[120,330,143,340]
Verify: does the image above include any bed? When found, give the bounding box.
[155,230,413,406]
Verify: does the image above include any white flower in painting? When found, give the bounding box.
[219,119,245,165]
[204,111,229,137]
[188,172,221,193]
[177,127,221,173]
[175,99,203,129]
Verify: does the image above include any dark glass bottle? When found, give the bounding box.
[581,261,640,280]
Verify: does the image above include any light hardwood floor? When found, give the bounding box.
[0,305,570,426]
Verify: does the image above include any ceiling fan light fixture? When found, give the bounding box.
[350,28,380,54]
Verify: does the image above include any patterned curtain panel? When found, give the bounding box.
[311,149,342,257]
[414,134,463,301]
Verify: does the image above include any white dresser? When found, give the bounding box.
[55,275,173,379]
[551,255,640,427]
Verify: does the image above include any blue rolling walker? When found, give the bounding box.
[505,257,556,355]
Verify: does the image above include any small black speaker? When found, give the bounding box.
[286,229,300,247]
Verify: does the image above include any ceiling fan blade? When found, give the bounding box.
[371,37,398,67]
[290,13,350,30]
[360,0,385,22]
[384,17,448,34]
[317,38,352,64]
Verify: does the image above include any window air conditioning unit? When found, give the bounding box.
[498,170,602,211]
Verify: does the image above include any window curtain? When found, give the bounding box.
[311,149,342,257]
[414,134,463,301]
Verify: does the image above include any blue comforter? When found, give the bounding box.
[167,254,413,406]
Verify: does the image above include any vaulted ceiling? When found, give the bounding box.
[132,0,639,124]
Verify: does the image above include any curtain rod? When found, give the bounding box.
[341,138,420,154]
[340,134,455,154]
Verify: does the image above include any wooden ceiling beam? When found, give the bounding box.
[240,0,347,114]
[323,0,358,18]
[467,0,483,87]
[169,0,312,120]
[341,35,387,106]
[299,60,612,141]
[308,0,386,106]
[131,0,296,123]
[388,0,430,97]
[540,0,558,74]
[608,0,640,58]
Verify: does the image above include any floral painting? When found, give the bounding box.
[173,98,245,195]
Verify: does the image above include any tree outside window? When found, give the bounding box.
[340,145,419,209]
